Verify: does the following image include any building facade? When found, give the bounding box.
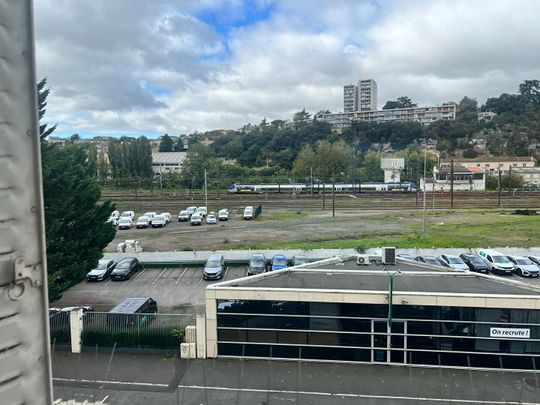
[151,152,187,176]
[442,157,536,177]
[206,264,540,371]
[512,167,540,186]
[420,165,486,192]
[324,104,456,128]
[343,84,358,112]
[359,79,377,111]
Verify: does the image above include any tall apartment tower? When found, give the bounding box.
[359,79,377,111]
[343,79,377,112]
[343,84,358,112]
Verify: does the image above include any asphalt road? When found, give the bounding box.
[52,352,540,404]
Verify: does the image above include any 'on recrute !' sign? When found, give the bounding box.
[490,328,530,339]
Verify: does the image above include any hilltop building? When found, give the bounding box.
[343,79,378,112]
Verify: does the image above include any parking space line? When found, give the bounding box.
[151,268,167,285]
[175,267,188,285]
[104,279,112,285]
[135,268,146,279]
[223,266,230,280]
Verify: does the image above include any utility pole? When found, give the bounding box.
[216,164,221,199]
[450,159,454,209]
[498,167,502,207]
[322,182,326,210]
[422,138,427,234]
[310,167,313,197]
[204,169,208,209]
[332,182,335,218]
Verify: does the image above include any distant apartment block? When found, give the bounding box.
[343,84,358,112]
[359,79,377,111]
[324,103,456,128]
[343,79,377,112]
[442,156,536,176]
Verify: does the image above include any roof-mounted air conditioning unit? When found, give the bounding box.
[356,254,371,265]
[382,247,396,265]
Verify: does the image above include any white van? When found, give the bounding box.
[120,210,135,219]
[243,206,254,220]
[477,249,515,275]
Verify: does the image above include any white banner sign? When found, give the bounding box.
[490,327,530,339]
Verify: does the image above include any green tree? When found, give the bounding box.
[159,134,174,152]
[383,96,417,110]
[359,151,384,182]
[173,136,185,151]
[37,78,57,140]
[518,79,540,103]
[180,144,216,188]
[292,144,316,178]
[314,140,356,181]
[38,81,116,300]
[293,109,311,128]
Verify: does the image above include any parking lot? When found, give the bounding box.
[53,265,248,313]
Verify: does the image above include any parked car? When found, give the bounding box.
[415,256,445,266]
[120,210,135,220]
[206,214,217,224]
[459,254,491,273]
[247,253,267,275]
[191,213,203,226]
[108,210,120,225]
[507,255,540,277]
[161,212,171,223]
[478,249,515,275]
[397,253,415,261]
[178,210,190,222]
[136,216,150,228]
[151,214,167,228]
[186,206,197,216]
[271,254,288,271]
[86,259,117,281]
[111,257,141,280]
[218,209,229,221]
[528,256,540,266]
[292,255,309,266]
[203,253,226,280]
[107,297,157,327]
[143,212,157,224]
[243,206,254,220]
[117,217,133,230]
[196,206,208,217]
[439,255,469,271]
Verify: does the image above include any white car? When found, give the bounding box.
[117,217,132,230]
[439,255,469,271]
[478,249,515,274]
[507,255,540,278]
[207,214,217,224]
[136,216,150,228]
[151,214,166,228]
[186,206,197,216]
[178,210,190,222]
[108,210,120,225]
[143,212,157,224]
[243,206,253,220]
[196,206,208,217]
[218,209,229,221]
[191,213,202,226]
[120,210,135,220]
[161,212,171,223]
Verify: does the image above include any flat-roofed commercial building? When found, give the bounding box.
[443,156,536,176]
[152,152,187,176]
[206,259,540,371]
[323,104,456,128]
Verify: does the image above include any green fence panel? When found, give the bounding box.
[254,204,262,219]
[49,312,71,344]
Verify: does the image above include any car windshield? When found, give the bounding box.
[493,256,511,263]
[116,261,131,269]
[470,257,485,265]
[448,257,464,264]
[96,260,109,270]
[516,258,533,265]
[273,258,287,266]
[425,257,440,264]
[206,260,221,267]
[250,258,265,267]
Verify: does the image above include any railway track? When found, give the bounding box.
[102,191,540,212]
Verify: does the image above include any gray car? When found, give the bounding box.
[203,253,226,280]
[247,253,267,275]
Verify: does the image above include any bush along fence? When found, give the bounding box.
[50,311,195,352]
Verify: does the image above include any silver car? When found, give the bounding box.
[507,255,540,277]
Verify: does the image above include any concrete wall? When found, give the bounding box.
[103,247,540,266]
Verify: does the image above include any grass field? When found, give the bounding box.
[235,209,540,250]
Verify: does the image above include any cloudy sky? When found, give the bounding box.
[34,0,540,138]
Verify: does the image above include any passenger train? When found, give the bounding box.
[228,182,417,193]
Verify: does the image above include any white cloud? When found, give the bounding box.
[34,0,540,135]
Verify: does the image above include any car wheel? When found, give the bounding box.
[517,268,523,277]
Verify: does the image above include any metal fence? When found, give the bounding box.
[82,312,194,349]
[49,312,71,345]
